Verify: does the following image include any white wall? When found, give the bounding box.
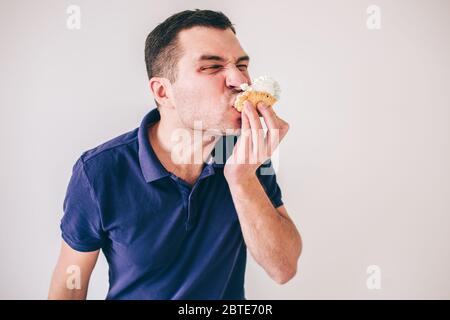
[1,0,449,299]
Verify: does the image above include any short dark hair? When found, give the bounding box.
[144,9,236,85]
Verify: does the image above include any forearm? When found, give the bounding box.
[48,271,88,300]
[48,286,87,300]
[226,174,301,284]
[48,260,90,300]
[48,242,99,300]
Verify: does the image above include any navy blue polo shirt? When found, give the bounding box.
[60,108,283,300]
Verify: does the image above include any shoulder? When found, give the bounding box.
[81,128,139,162]
[76,127,139,177]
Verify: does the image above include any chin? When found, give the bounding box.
[225,129,241,136]
[222,121,241,136]
[207,114,241,135]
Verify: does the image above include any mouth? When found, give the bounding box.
[231,104,241,116]
[231,97,240,110]
[230,94,243,118]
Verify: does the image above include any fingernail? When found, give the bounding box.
[257,102,267,110]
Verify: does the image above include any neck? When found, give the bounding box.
[148,116,221,180]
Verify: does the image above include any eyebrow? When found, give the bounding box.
[198,54,250,64]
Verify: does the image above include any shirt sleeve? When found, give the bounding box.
[60,157,104,252]
[256,159,284,209]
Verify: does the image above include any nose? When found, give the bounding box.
[225,65,250,92]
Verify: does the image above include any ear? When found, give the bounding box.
[149,77,174,108]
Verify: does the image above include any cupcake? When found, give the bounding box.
[233,76,281,112]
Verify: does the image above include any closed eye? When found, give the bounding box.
[237,64,248,71]
[201,65,223,71]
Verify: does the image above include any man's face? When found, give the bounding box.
[169,26,251,135]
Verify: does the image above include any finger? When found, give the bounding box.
[257,102,289,156]
[245,101,263,130]
[257,102,278,130]
[244,101,264,146]
[244,103,265,164]
[256,102,278,157]
[241,104,252,151]
[241,102,250,130]
[237,108,251,164]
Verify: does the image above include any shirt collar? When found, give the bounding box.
[138,108,171,183]
[138,108,236,182]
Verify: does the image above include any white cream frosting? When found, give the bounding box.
[239,76,281,100]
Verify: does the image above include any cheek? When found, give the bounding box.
[176,77,225,108]
[172,85,212,126]
[175,75,205,100]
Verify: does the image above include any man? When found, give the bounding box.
[49,9,302,300]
